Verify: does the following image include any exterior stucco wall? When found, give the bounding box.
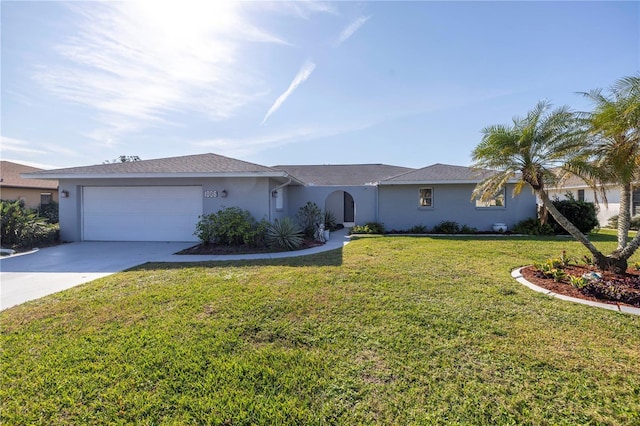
[287,185,378,225]
[58,177,278,241]
[1,187,58,209]
[378,183,537,232]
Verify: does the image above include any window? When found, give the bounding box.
[40,193,52,205]
[577,189,585,202]
[475,188,506,208]
[419,187,433,207]
[274,189,283,211]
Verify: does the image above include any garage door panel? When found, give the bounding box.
[83,186,202,241]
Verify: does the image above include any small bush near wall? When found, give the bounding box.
[547,200,599,234]
[297,202,323,239]
[351,222,385,234]
[38,201,59,224]
[266,217,303,251]
[194,207,267,247]
[432,221,461,234]
[607,215,640,231]
[1,200,59,249]
[512,218,555,235]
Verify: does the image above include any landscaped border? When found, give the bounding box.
[511,267,640,316]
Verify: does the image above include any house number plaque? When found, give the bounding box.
[204,190,219,198]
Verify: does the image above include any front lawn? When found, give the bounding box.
[2,234,639,425]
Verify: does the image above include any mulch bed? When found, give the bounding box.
[176,239,324,255]
[520,264,640,308]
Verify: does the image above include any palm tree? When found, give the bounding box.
[578,74,640,255]
[471,100,617,271]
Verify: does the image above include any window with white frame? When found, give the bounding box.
[274,189,283,210]
[419,187,433,207]
[577,189,585,202]
[475,188,506,208]
[40,193,52,205]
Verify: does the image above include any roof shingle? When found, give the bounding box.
[273,164,415,186]
[0,161,58,189]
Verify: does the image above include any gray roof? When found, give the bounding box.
[22,153,292,180]
[273,164,415,186]
[380,163,496,184]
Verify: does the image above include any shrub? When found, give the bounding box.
[0,200,59,248]
[38,201,59,224]
[194,207,266,247]
[460,224,478,234]
[547,199,599,234]
[265,217,303,251]
[351,222,385,234]
[407,224,429,234]
[512,218,554,235]
[324,211,338,231]
[607,215,640,230]
[432,221,460,234]
[297,202,323,239]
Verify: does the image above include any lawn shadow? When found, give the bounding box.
[129,247,345,271]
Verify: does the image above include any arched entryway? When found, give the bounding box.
[325,190,355,226]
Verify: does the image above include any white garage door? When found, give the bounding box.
[83,186,202,241]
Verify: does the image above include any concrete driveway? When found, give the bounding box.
[0,241,193,311]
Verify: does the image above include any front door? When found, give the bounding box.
[344,192,355,222]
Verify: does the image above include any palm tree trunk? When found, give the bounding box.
[538,191,603,257]
[617,183,632,250]
[540,190,629,273]
[618,228,640,260]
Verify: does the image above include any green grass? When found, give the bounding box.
[2,233,639,425]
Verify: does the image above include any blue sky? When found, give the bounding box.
[2,1,638,170]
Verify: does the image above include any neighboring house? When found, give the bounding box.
[0,161,58,209]
[547,174,640,226]
[23,153,537,242]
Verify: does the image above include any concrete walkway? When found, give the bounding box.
[0,229,351,311]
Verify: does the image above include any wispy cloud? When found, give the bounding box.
[335,16,371,47]
[33,2,286,145]
[195,119,379,159]
[1,136,48,155]
[260,60,317,126]
[1,136,79,160]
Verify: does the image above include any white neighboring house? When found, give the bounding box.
[547,174,640,227]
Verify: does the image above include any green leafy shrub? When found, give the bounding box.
[547,200,599,234]
[351,222,385,234]
[460,224,478,234]
[1,200,59,248]
[407,224,429,234]
[512,218,555,235]
[607,215,640,230]
[38,201,59,224]
[265,217,303,251]
[569,275,588,289]
[194,207,266,247]
[432,221,460,234]
[297,202,323,239]
[324,211,338,231]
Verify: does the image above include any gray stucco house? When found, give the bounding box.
[24,153,537,242]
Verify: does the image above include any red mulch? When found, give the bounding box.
[520,264,640,308]
[176,239,324,255]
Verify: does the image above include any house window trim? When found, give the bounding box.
[274,189,284,211]
[40,192,53,206]
[419,187,433,208]
[475,188,506,209]
[577,189,585,202]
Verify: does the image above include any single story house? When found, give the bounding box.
[23,153,537,242]
[1,161,58,208]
